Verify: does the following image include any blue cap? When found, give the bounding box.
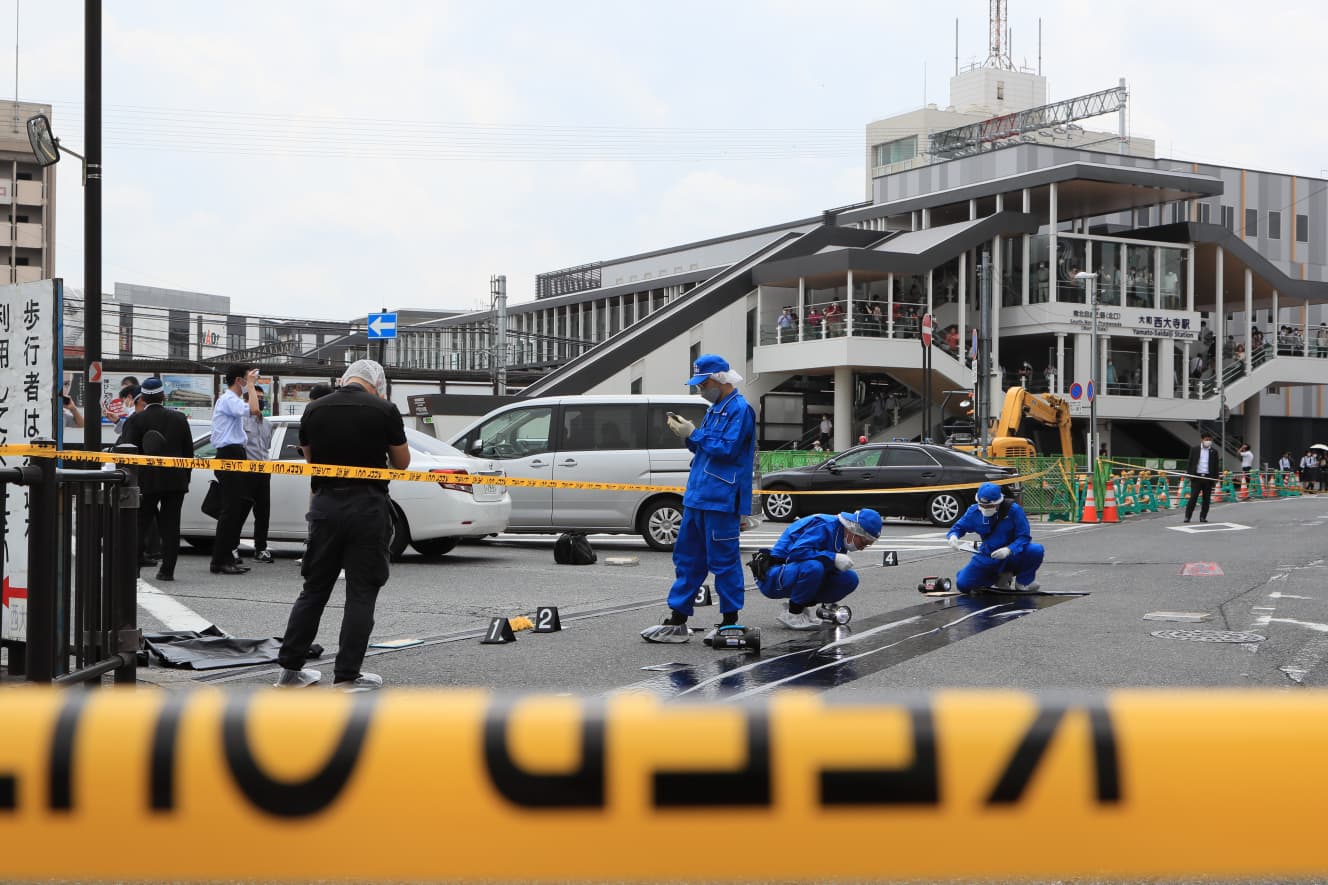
[685,354,730,386]
[976,482,1004,504]
[838,508,883,540]
[137,378,164,399]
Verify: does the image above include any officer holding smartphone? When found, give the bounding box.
[642,354,756,646]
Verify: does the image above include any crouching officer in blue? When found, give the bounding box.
[757,508,882,629]
[642,354,756,645]
[946,482,1044,592]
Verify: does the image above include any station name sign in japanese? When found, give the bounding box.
[1022,303,1202,342]
[0,280,60,644]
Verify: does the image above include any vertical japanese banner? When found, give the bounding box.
[0,280,61,645]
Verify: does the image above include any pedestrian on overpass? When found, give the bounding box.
[755,508,882,629]
[1184,431,1221,523]
[641,354,755,645]
[947,483,1044,592]
[275,360,410,690]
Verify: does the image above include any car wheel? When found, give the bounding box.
[184,536,214,554]
[927,492,964,527]
[762,486,797,522]
[413,536,460,558]
[388,504,410,561]
[640,497,683,552]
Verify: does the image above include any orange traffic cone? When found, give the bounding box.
[1157,477,1171,509]
[1102,482,1121,523]
[1081,481,1100,523]
[1237,474,1250,501]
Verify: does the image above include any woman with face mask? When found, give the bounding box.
[755,508,883,630]
[946,482,1044,593]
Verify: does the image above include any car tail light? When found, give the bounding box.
[430,468,473,492]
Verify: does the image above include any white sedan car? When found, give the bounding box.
[179,417,510,559]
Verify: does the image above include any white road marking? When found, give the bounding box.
[137,579,214,633]
[1168,522,1252,533]
[1281,635,1328,684]
[1269,593,1313,600]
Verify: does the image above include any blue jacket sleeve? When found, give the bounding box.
[687,404,755,465]
[1001,504,1032,557]
[779,517,841,565]
[947,506,980,539]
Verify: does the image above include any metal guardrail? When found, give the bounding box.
[1,440,140,684]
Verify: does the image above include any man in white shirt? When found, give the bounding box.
[210,364,261,575]
[819,415,832,449]
[1184,431,1222,524]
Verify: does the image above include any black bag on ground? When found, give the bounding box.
[201,480,223,520]
[554,531,597,565]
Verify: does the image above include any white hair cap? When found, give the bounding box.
[711,369,744,385]
[341,359,387,398]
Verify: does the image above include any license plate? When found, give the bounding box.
[472,481,504,502]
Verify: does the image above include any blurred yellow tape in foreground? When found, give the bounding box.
[1,688,1327,881]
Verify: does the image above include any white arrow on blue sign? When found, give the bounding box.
[367,312,398,339]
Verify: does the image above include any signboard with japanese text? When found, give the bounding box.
[0,280,61,644]
[278,376,335,416]
[1003,303,1201,342]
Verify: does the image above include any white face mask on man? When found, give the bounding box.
[978,503,999,517]
[1202,440,1212,449]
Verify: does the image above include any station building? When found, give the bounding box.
[402,67,1328,464]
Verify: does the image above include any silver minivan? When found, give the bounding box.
[448,395,710,550]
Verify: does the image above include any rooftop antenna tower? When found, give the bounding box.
[985,0,1016,70]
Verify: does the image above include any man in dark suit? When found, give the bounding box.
[121,378,195,581]
[1184,430,1222,524]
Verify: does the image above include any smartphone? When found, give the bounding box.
[666,411,681,421]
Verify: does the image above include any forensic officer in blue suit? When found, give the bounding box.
[946,482,1044,592]
[642,354,756,644]
[757,508,882,629]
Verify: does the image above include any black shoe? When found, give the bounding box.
[155,570,174,582]
[1183,518,1191,524]
[254,549,274,564]
[1199,518,1209,523]
[210,563,250,575]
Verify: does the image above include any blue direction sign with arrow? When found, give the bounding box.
[367,312,398,339]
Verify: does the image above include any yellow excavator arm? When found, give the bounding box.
[989,387,1074,458]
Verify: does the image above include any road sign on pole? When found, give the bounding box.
[367,312,398,340]
[921,313,933,348]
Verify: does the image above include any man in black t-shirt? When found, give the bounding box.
[275,360,410,691]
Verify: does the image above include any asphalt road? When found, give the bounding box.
[133,492,1328,694]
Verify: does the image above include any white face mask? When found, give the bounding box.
[978,504,999,517]
[1202,441,1212,449]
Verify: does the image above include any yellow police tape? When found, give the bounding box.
[0,444,1041,497]
[1,688,1327,881]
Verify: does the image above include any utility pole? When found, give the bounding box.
[978,250,993,455]
[491,275,507,395]
[83,0,102,452]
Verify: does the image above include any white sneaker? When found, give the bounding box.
[993,572,1014,590]
[274,667,321,688]
[1015,580,1041,592]
[777,608,823,630]
[334,672,383,692]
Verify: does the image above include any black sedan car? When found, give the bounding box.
[759,443,1019,527]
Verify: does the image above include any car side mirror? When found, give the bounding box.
[469,439,484,454]
[825,460,840,473]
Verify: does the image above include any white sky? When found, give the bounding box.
[2,0,1325,319]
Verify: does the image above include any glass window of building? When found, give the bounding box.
[1001,235,1024,307]
[1198,203,1212,224]
[873,136,918,166]
[1268,211,1281,240]
[1136,207,1150,227]
[1125,245,1156,309]
[1296,214,1309,243]
[1096,241,1122,306]
[1030,235,1050,303]
[168,310,190,360]
[1055,238,1087,303]
[1245,209,1258,238]
[1160,246,1186,311]
[1221,206,1234,230]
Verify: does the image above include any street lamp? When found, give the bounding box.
[1075,271,1100,476]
